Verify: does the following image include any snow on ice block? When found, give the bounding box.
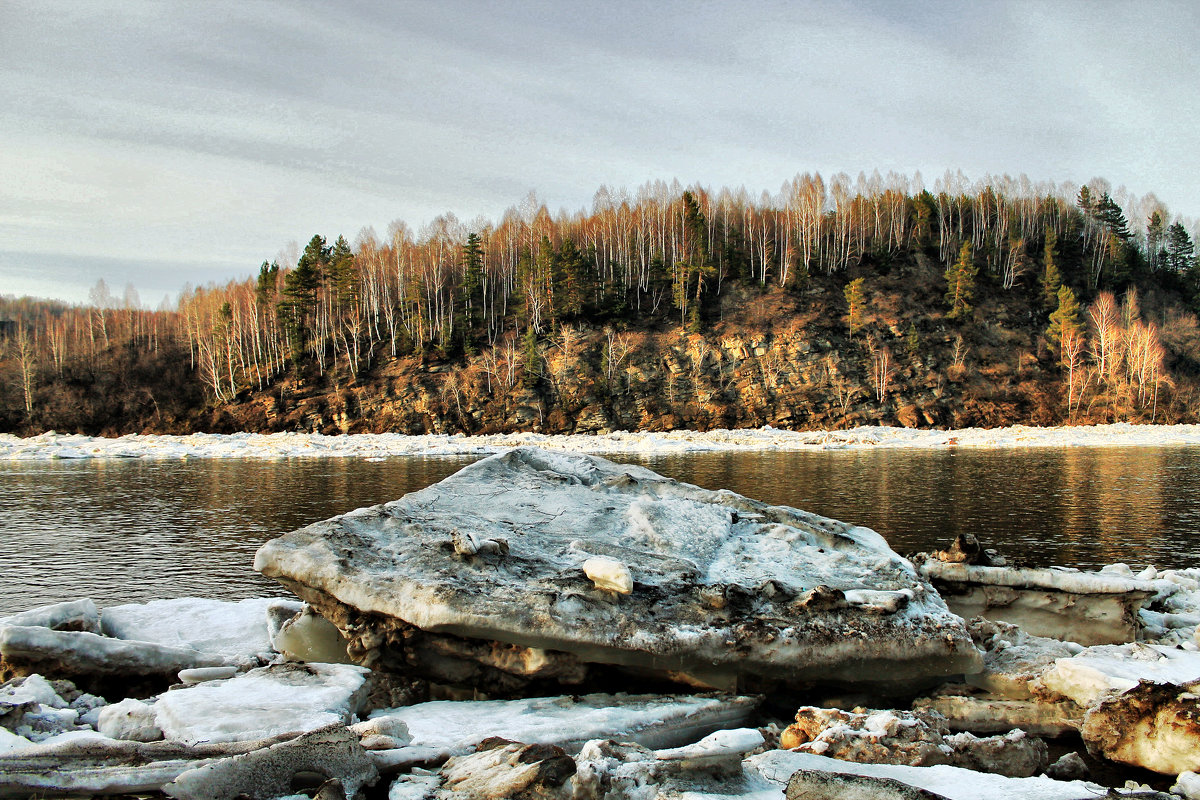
[366,693,759,766]
[1035,643,1200,707]
[254,447,980,689]
[154,662,370,744]
[100,597,280,663]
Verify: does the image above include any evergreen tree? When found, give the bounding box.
[1166,222,1195,272]
[1095,193,1131,240]
[554,238,590,319]
[944,241,977,319]
[1076,185,1094,215]
[721,228,750,282]
[905,322,920,359]
[844,277,866,340]
[281,234,328,358]
[672,191,714,327]
[1046,284,1083,353]
[255,261,279,308]
[329,235,357,304]
[461,232,483,327]
[909,191,937,251]
[1041,231,1061,307]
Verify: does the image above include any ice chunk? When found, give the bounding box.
[154,662,370,744]
[163,725,378,800]
[1034,644,1200,707]
[97,698,163,742]
[366,693,757,766]
[913,688,1082,736]
[963,619,1081,700]
[437,740,575,799]
[1174,771,1200,800]
[0,625,226,677]
[0,673,67,709]
[0,727,34,754]
[915,559,1164,645]
[271,605,352,664]
[178,666,238,684]
[256,448,979,690]
[780,706,1046,777]
[101,597,279,663]
[15,704,85,742]
[0,599,101,634]
[1081,681,1200,775]
[387,771,441,800]
[0,731,309,796]
[780,707,952,767]
[654,727,766,770]
[582,556,634,594]
[745,749,1120,800]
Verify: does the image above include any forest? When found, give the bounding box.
[2,171,1199,436]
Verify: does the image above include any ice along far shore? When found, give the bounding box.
[1,423,1199,461]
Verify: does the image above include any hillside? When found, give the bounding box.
[2,176,1199,435]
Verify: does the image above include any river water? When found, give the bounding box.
[2,447,1199,615]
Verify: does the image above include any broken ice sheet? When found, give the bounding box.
[255,447,979,690]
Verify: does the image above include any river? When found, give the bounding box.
[2,446,1198,615]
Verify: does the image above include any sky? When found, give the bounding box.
[2,1,1198,306]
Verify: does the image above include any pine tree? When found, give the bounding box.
[944,241,976,319]
[255,261,279,308]
[329,235,357,304]
[1095,193,1131,240]
[1046,284,1083,353]
[461,232,483,327]
[1166,222,1195,272]
[281,234,328,359]
[844,277,865,339]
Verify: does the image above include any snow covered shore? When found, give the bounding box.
[2,422,1199,460]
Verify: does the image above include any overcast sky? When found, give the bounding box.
[2,1,1198,305]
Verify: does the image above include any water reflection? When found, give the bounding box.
[1,447,1197,615]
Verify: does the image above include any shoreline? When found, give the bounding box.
[2,422,1200,460]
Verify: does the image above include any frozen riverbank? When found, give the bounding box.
[3,423,1200,460]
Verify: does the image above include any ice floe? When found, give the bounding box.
[2,422,1199,460]
[255,447,980,691]
[154,662,370,744]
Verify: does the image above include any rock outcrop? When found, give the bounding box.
[255,447,981,691]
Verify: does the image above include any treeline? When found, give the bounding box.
[2,171,1199,432]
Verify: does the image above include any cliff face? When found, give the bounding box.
[182,270,1199,437]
